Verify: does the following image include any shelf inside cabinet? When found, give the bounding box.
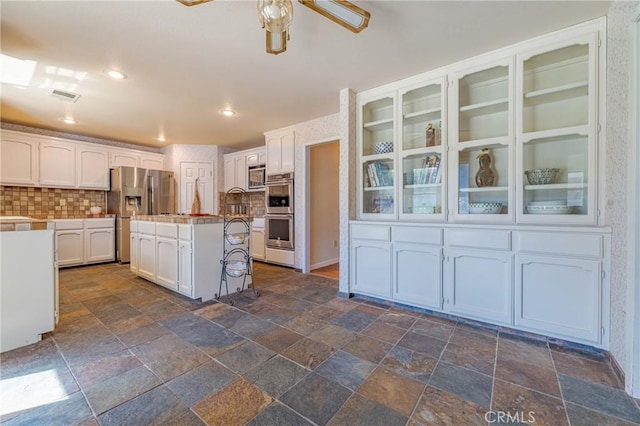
[364,185,394,192]
[521,125,589,143]
[524,81,588,106]
[403,108,441,122]
[524,182,587,191]
[405,183,442,189]
[363,117,394,132]
[460,186,509,193]
[459,98,509,117]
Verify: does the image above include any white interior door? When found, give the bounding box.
[180,162,213,214]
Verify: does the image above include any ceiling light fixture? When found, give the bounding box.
[221,109,236,117]
[157,136,166,142]
[176,0,370,55]
[104,69,127,80]
[63,117,77,124]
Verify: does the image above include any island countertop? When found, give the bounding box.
[132,214,251,224]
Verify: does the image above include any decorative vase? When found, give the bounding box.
[191,178,201,214]
[475,148,496,187]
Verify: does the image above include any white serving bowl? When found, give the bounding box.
[90,206,102,217]
[525,168,560,185]
[469,202,502,214]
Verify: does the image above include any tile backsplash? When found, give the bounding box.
[0,186,106,219]
[219,191,265,217]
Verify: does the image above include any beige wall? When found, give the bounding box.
[310,142,339,268]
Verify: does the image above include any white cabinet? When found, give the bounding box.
[56,229,84,267]
[224,153,247,191]
[139,153,165,170]
[52,218,115,267]
[251,228,265,261]
[0,133,38,185]
[178,239,194,297]
[110,149,165,170]
[393,243,442,310]
[130,231,139,274]
[84,228,115,263]
[39,140,75,187]
[246,148,266,166]
[137,233,156,281]
[77,146,109,189]
[350,224,392,298]
[514,230,604,344]
[156,237,178,290]
[110,150,139,168]
[265,126,295,174]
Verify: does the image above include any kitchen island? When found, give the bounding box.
[130,215,252,301]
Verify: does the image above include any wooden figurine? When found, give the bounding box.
[475,148,496,187]
[426,123,436,147]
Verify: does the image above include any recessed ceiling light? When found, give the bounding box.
[104,69,127,80]
[157,136,166,142]
[63,117,77,124]
[221,109,236,117]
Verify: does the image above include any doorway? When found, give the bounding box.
[179,162,213,214]
[308,141,340,279]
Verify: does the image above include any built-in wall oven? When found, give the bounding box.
[266,172,294,251]
[266,172,293,214]
[266,214,294,250]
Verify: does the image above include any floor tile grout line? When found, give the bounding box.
[488,329,500,417]
[547,337,572,426]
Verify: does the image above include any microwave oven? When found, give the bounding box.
[248,165,266,190]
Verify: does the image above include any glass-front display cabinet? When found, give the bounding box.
[358,94,396,219]
[516,34,598,224]
[399,78,446,220]
[449,59,514,222]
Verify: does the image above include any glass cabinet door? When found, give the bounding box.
[516,34,598,224]
[359,95,396,218]
[450,59,513,221]
[399,79,446,219]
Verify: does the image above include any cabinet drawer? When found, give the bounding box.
[393,226,442,245]
[515,232,603,258]
[155,223,178,238]
[178,225,192,241]
[446,228,511,250]
[138,221,156,235]
[85,218,114,229]
[53,219,84,230]
[351,224,390,241]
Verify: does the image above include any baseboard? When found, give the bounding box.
[310,258,338,270]
[607,351,626,385]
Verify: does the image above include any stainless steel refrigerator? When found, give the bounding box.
[107,167,176,263]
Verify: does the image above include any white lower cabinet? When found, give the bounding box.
[156,237,178,290]
[393,243,442,309]
[51,218,115,267]
[137,233,156,281]
[351,239,392,298]
[178,240,193,297]
[57,230,84,267]
[446,249,513,325]
[130,231,139,274]
[251,229,265,261]
[515,254,601,343]
[84,228,115,263]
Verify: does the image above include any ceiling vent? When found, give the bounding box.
[49,88,80,103]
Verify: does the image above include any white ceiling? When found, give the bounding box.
[0,0,610,150]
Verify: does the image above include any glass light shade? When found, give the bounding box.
[257,0,293,34]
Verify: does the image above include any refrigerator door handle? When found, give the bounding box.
[148,175,153,214]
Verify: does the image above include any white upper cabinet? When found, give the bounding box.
[449,57,514,223]
[39,140,76,187]
[110,150,139,168]
[516,33,600,225]
[358,91,396,220]
[265,127,295,174]
[77,145,109,189]
[139,153,165,170]
[0,131,38,185]
[224,152,248,191]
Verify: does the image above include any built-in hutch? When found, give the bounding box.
[351,18,609,348]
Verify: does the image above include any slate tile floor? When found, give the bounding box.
[2,262,639,425]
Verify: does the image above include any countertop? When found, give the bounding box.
[0,215,114,231]
[132,214,227,224]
